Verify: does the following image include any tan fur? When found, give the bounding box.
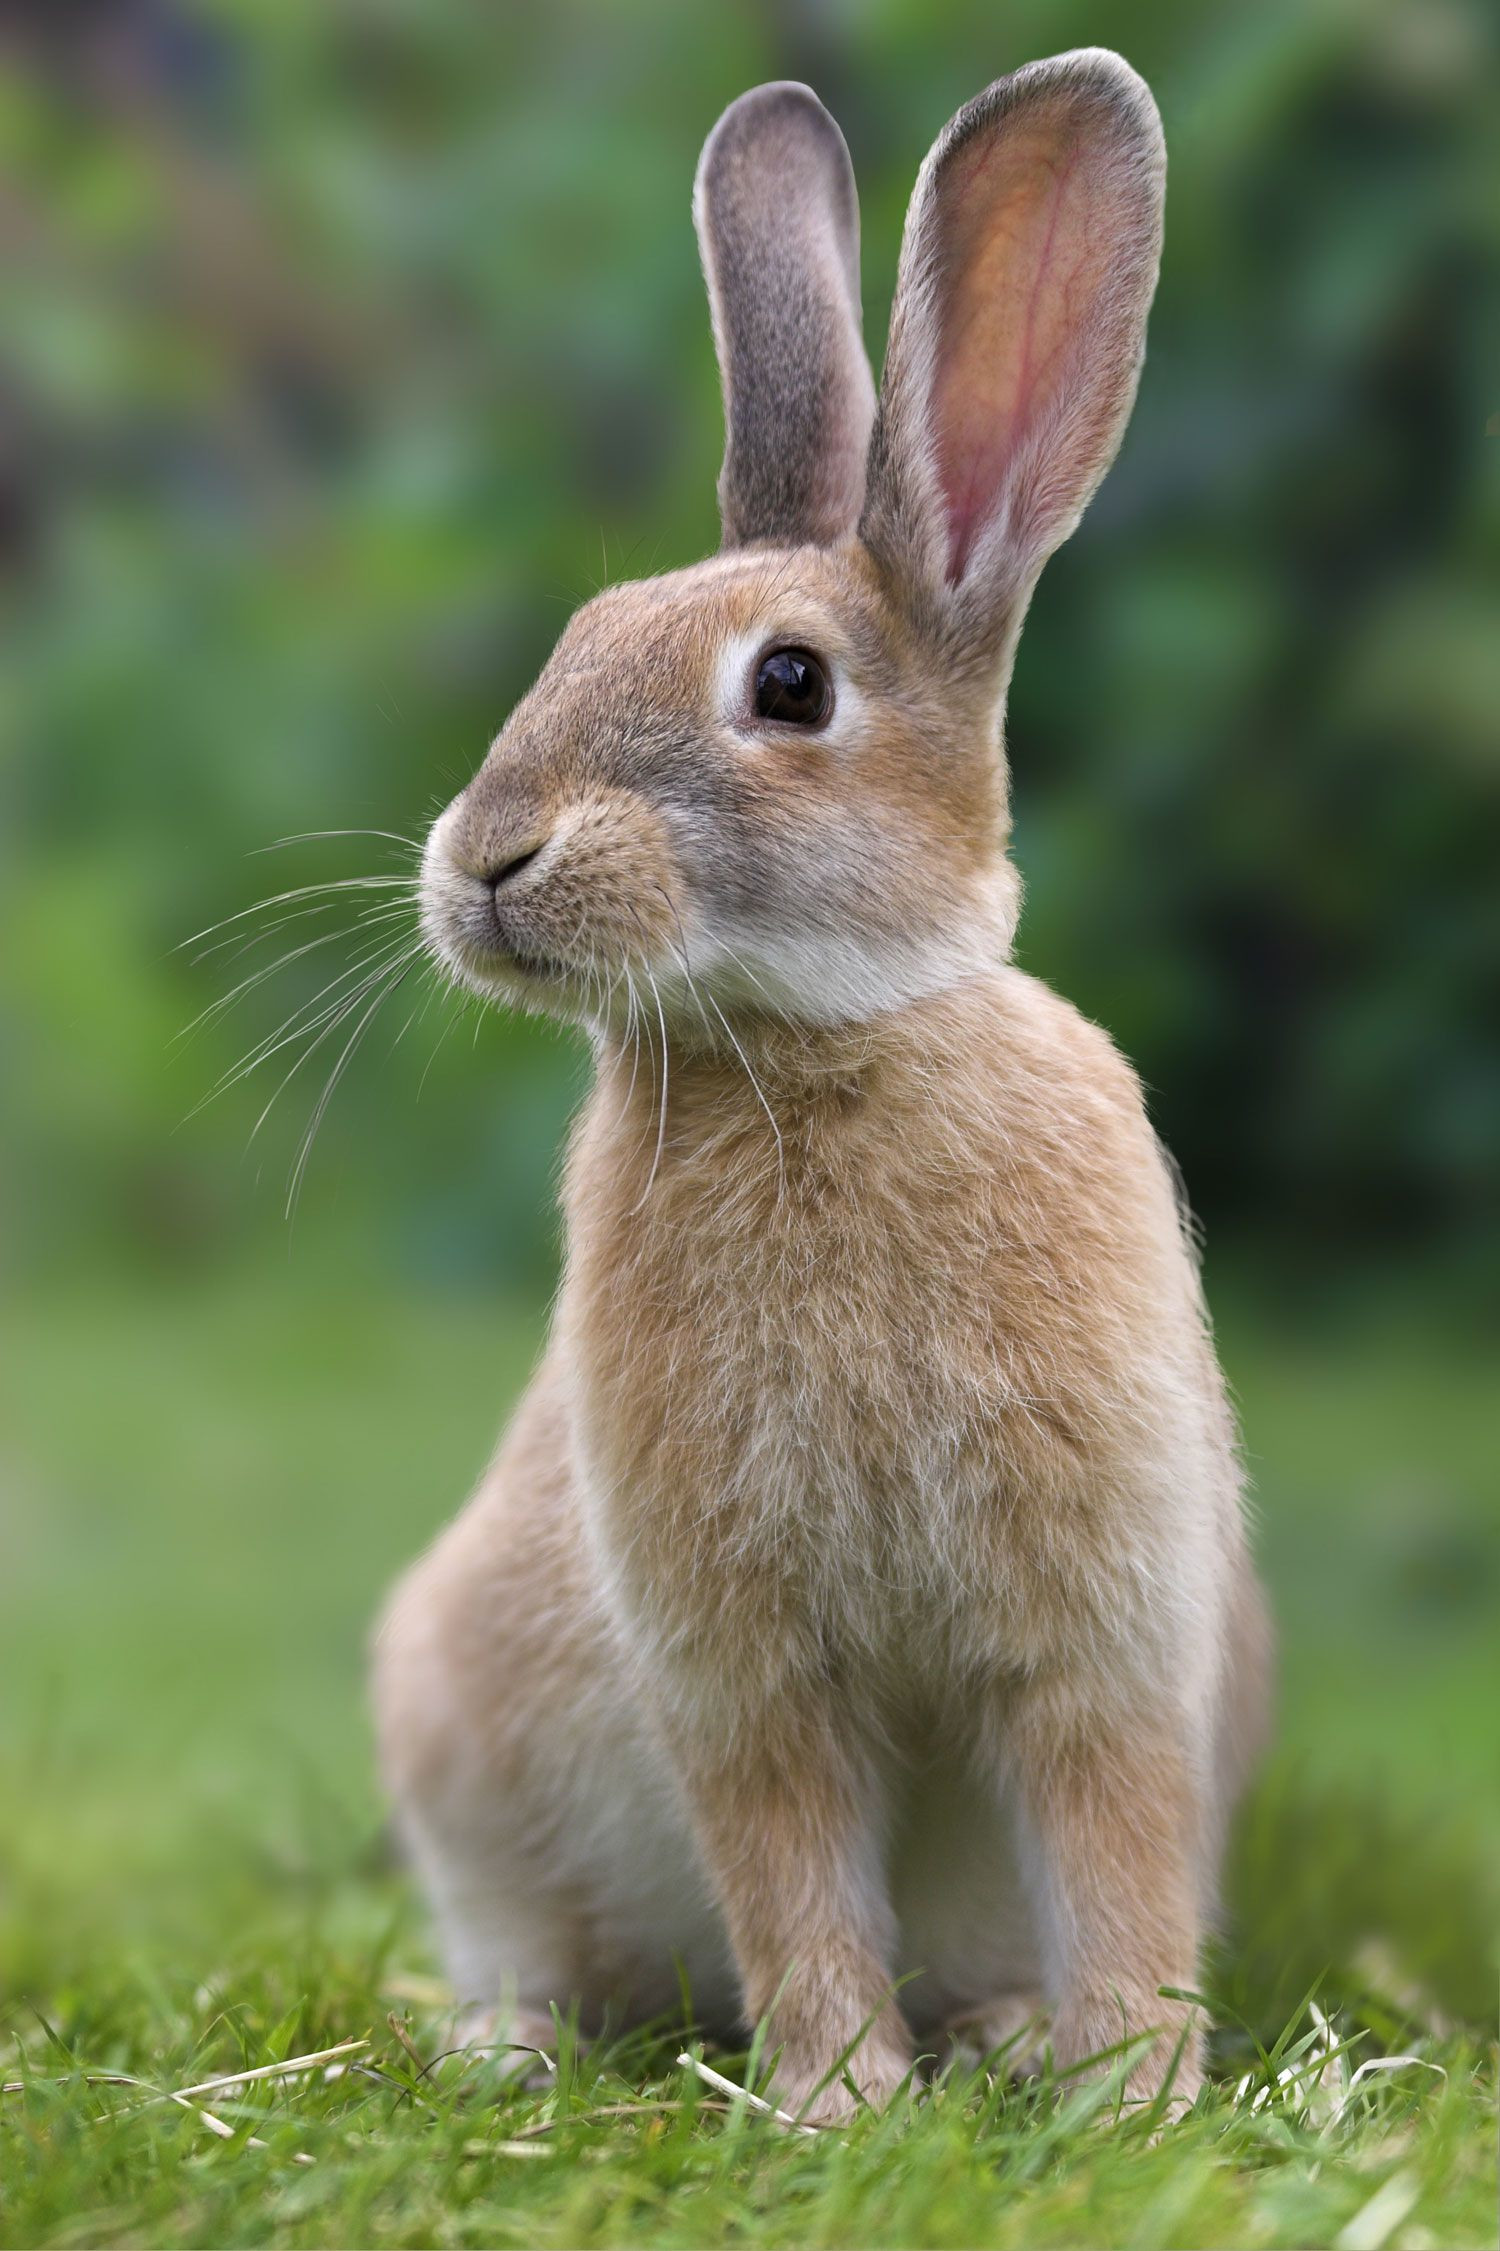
[374,50,1269,2125]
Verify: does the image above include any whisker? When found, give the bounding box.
[622,968,643,1110]
[286,958,417,1219]
[652,885,785,1190]
[415,978,467,1103]
[176,902,415,1045]
[177,814,462,1208]
[248,942,424,1152]
[250,830,421,857]
[619,908,659,1128]
[188,901,342,969]
[186,928,420,1121]
[234,927,421,1084]
[712,937,785,1021]
[703,984,786,1190]
[388,956,449,1058]
[634,962,671,1211]
[178,877,416,954]
[213,920,417,1078]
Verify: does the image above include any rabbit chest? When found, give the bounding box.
[558,999,1202,1705]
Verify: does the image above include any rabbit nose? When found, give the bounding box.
[485,839,547,887]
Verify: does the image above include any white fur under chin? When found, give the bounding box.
[685,878,1017,1029]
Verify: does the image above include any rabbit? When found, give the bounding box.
[373,50,1271,2126]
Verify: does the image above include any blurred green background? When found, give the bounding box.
[1,0,1496,2031]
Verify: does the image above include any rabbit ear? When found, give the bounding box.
[861,51,1164,649]
[695,82,876,550]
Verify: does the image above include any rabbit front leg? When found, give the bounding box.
[669,1706,913,2125]
[1008,1682,1205,2110]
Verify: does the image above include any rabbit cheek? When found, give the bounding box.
[514,789,678,967]
[708,789,1008,1024]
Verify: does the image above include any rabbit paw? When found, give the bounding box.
[448,2001,570,2089]
[769,2017,914,2127]
[943,1989,1050,2079]
[1049,1992,1204,2114]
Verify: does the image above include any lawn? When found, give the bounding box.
[1,1275,1495,2247]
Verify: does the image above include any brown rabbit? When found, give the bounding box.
[373,51,1270,2125]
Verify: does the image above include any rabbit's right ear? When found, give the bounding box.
[861,51,1165,659]
[695,83,876,550]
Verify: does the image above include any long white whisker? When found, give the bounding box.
[634,962,670,1211]
[249,942,424,1151]
[703,984,785,1190]
[619,909,659,1128]
[712,937,786,1021]
[251,830,420,857]
[414,970,469,1103]
[177,902,415,1045]
[388,956,450,1059]
[187,928,420,1120]
[188,901,342,969]
[213,924,418,1084]
[622,969,643,1110]
[651,886,786,1193]
[177,876,416,954]
[286,959,416,1218]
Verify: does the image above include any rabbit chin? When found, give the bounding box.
[418,899,588,1018]
[416,868,576,1017]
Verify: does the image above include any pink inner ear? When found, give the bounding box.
[932,115,1101,587]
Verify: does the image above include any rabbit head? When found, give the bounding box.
[421,53,1164,1033]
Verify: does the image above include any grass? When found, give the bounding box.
[1,1270,1496,2247]
[3,1989,1494,2249]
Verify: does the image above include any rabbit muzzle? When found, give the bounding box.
[420,776,684,1023]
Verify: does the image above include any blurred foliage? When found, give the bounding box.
[0,0,1496,1307]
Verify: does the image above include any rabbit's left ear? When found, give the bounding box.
[861,51,1164,650]
[695,82,876,549]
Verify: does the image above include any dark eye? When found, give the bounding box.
[753,646,831,727]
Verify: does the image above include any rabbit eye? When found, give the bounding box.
[753,647,831,727]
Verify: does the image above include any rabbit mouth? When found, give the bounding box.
[486,906,575,987]
[501,944,572,985]
[465,927,575,988]
[426,904,577,1000]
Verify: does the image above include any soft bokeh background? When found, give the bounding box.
[2,0,1496,2038]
